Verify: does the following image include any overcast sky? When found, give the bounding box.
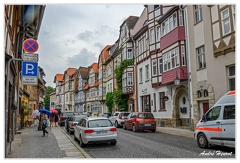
[37,4,144,87]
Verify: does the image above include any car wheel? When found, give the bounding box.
[115,121,119,128]
[197,133,208,149]
[110,141,117,145]
[123,124,127,130]
[132,124,137,132]
[79,135,86,147]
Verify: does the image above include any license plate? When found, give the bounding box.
[96,130,107,134]
[144,124,151,126]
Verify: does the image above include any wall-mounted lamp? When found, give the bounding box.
[174,71,180,86]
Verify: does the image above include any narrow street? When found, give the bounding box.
[64,127,235,158]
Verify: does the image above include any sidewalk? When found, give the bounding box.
[7,125,91,158]
[156,127,194,138]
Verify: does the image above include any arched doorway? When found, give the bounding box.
[173,86,188,128]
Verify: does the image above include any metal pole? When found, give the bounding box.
[5,58,22,157]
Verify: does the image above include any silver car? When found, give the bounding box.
[74,117,117,147]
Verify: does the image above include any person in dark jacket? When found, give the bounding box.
[54,114,59,127]
[41,113,49,137]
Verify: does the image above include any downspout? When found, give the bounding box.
[180,5,193,130]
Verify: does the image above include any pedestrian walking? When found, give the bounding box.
[49,114,54,127]
[54,114,59,127]
[41,113,49,137]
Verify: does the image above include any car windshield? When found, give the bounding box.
[75,116,86,122]
[121,113,130,117]
[88,119,113,128]
[138,113,154,119]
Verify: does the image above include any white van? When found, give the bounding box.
[194,91,235,148]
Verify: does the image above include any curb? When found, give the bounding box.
[58,127,92,158]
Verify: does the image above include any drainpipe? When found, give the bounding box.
[180,5,193,130]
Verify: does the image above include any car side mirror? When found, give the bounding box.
[201,115,207,122]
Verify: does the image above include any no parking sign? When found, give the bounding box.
[23,38,39,53]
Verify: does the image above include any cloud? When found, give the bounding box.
[76,30,94,42]
[94,42,104,50]
[67,48,98,68]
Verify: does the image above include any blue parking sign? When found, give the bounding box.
[22,62,38,77]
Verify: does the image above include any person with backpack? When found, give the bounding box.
[41,113,49,137]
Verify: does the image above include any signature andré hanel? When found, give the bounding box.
[199,150,233,157]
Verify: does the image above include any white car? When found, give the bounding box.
[74,117,117,147]
[109,111,130,128]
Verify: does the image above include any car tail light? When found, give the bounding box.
[110,128,117,132]
[118,114,122,119]
[84,129,94,134]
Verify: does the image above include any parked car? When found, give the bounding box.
[90,112,99,117]
[59,111,74,126]
[68,115,87,134]
[195,90,235,149]
[123,112,156,132]
[98,113,112,118]
[82,112,92,117]
[74,117,117,147]
[109,111,130,128]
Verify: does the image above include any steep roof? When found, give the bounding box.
[99,45,111,64]
[66,67,76,76]
[79,67,89,79]
[53,74,64,83]
[126,16,139,29]
[90,63,98,73]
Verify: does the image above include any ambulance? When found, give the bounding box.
[194,90,235,148]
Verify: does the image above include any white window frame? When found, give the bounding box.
[194,5,203,24]
[149,28,155,44]
[145,64,149,81]
[163,47,180,72]
[221,8,231,36]
[232,5,235,30]
[127,72,133,86]
[228,65,235,91]
[127,48,133,59]
[179,10,183,26]
[152,59,157,76]
[158,58,163,75]
[181,46,186,66]
[161,13,177,37]
[156,26,161,42]
[197,46,206,69]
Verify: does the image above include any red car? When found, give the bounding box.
[123,112,156,132]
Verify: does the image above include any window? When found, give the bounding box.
[232,5,235,30]
[228,65,235,91]
[179,10,183,26]
[181,46,186,66]
[127,72,133,86]
[163,47,180,72]
[223,105,235,119]
[158,58,163,75]
[194,5,202,23]
[139,68,143,83]
[138,40,142,54]
[70,93,72,101]
[197,46,206,69]
[161,13,177,36]
[152,59,157,76]
[145,65,149,81]
[206,106,221,121]
[149,28,155,44]
[156,26,161,42]
[127,48,133,59]
[159,92,166,111]
[221,8,231,35]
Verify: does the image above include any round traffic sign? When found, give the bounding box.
[23,38,39,53]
